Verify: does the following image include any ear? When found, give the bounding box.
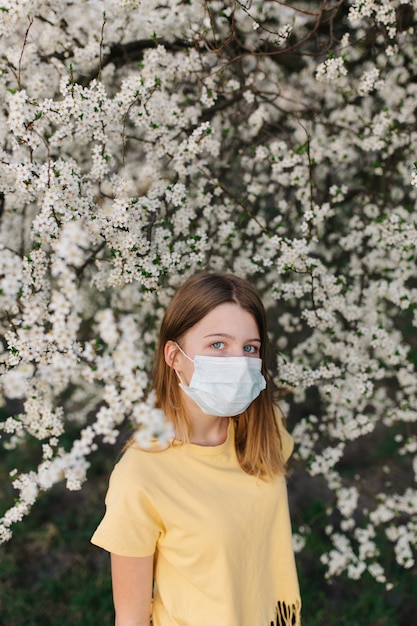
[164,340,180,369]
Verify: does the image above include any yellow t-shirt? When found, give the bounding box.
[91,417,301,626]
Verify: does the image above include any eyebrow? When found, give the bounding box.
[203,333,261,343]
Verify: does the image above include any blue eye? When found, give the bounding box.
[211,342,224,349]
[243,345,257,353]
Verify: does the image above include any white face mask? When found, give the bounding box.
[175,344,266,417]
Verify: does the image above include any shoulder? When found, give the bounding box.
[109,441,169,487]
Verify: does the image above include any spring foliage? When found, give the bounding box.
[1,0,417,585]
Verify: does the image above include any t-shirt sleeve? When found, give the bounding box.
[274,405,294,463]
[91,447,163,556]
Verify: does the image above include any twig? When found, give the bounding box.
[18,17,33,88]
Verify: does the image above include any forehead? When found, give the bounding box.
[186,303,259,338]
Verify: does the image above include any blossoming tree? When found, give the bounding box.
[1,0,416,586]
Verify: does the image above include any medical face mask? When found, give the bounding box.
[175,344,266,417]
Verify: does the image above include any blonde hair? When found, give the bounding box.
[153,272,286,477]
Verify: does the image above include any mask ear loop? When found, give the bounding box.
[175,369,185,385]
[174,342,194,362]
[173,342,194,386]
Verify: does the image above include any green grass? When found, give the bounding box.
[0,443,115,626]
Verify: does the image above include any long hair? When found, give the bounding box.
[153,272,286,477]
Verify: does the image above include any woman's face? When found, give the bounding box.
[173,302,261,387]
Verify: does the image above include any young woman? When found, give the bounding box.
[91,272,301,626]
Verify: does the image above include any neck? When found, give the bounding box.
[180,394,229,446]
[190,415,229,446]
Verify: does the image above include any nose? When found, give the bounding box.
[226,347,243,357]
